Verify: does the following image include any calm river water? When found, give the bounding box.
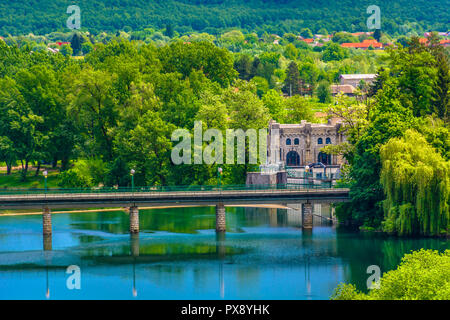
[0,205,447,300]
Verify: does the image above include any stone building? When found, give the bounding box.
[246,119,347,186]
[267,119,346,168]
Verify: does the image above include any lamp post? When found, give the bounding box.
[304,165,310,189]
[130,169,135,192]
[217,167,223,188]
[43,170,48,193]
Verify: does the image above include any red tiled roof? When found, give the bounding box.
[350,32,373,36]
[418,38,450,46]
[419,38,428,44]
[302,38,314,43]
[341,39,383,48]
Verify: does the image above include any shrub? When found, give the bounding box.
[331,249,450,300]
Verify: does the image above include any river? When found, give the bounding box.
[0,205,447,299]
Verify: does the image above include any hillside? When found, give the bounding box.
[0,0,448,36]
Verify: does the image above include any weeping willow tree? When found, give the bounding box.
[380,130,450,236]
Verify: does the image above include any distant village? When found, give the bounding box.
[271,30,450,50]
[2,28,448,56]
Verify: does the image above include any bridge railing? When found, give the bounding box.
[0,182,345,196]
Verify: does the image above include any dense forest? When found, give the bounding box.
[0,0,448,37]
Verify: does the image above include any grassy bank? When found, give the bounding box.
[0,169,59,189]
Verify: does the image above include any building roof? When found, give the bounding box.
[302,38,314,43]
[271,121,341,130]
[340,74,376,80]
[331,84,356,94]
[350,32,373,36]
[417,38,450,46]
[341,39,383,48]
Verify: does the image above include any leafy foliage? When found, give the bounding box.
[331,249,450,300]
[380,130,449,236]
[0,1,448,37]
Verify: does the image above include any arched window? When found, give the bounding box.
[286,138,292,145]
[318,138,323,145]
[318,152,332,166]
[326,137,331,144]
[294,138,299,145]
[286,151,300,167]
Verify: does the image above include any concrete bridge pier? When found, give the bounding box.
[43,234,52,251]
[215,203,226,232]
[43,207,52,236]
[302,203,313,229]
[129,206,139,234]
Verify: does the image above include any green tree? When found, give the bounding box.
[81,42,94,55]
[284,43,298,60]
[331,249,450,300]
[322,42,348,62]
[316,80,331,103]
[251,76,269,97]
[222,80,270,184]
[70,33,83,55]
[262,89,286,121]
[158,41,237,87]
[68,67,118,160]
[373,29,381,42]
[60,44,73,57]
[283,61,301,96]
[283,95,315,123]
[380,130,449,236]
[300,28,313,39]
[234,54,252,81]
[432,51,449,122]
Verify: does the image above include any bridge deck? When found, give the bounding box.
[0,188,350,209]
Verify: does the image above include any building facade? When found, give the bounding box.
[267,119,347,168]
[339,74,376,88]
[246,119,347,186]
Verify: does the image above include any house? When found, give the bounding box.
[418,37,450,47]
[339,74,377,88]
[341,39,383,49]
[440,39,450,47]
[330,84,356,96]
[46,47,59,54]
[350,32,373,37]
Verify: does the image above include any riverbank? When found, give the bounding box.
[0,204,289,217]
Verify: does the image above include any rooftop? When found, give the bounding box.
[341,39,383,48]
[340,74,376,80]
[331,84,356,94]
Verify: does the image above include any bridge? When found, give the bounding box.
[0,184,350,243]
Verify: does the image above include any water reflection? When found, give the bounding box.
[0,203,447,299]
[216,232,226,298]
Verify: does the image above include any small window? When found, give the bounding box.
[318,138,323,145]
[294,138,299,145]
[316,173,322,179]
[286,138,292,145]
[326,137,331,144]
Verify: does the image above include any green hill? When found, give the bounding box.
[0,0,448,36]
